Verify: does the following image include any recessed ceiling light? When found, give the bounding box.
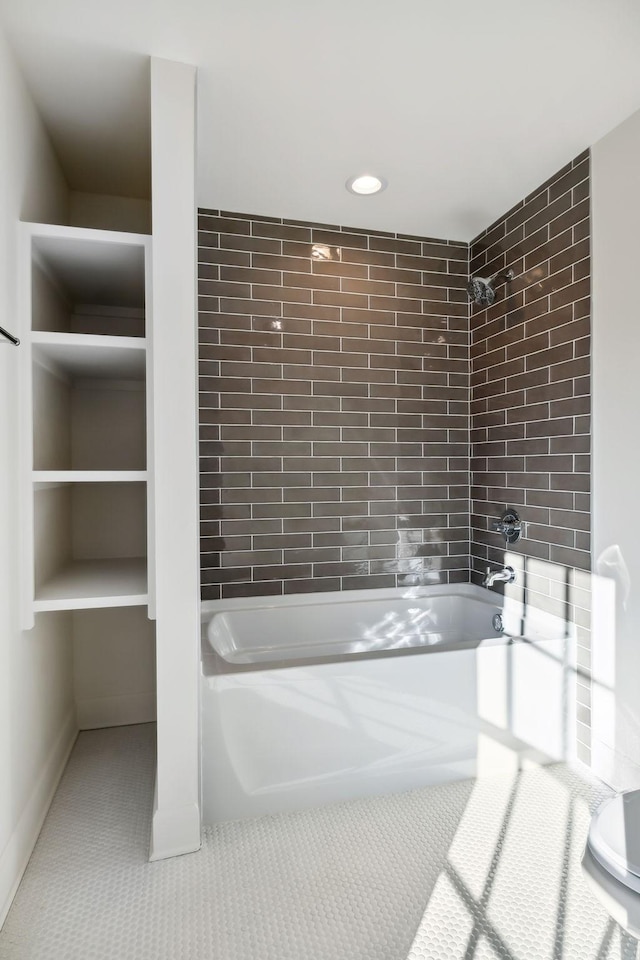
[346,174,387,196]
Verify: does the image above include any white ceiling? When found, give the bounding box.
[2,0,640,240]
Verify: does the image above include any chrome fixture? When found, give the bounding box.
[467,268,515,307]
[0,324,19,345]
[483,565,516,589]
[491,508,522,544]
[492,613,504,633]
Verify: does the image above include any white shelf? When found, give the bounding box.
[20,222,154,629]
[33,558,148,613]
[34,471,147,487]
[29,224,147,310]
[32,331,146,381]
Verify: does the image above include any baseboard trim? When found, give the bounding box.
[149,777,200,861]
[0,709,77,929]
[77,691,157,730]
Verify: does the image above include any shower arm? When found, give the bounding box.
[488,268,515,287]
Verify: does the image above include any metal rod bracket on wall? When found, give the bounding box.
[0,325,20,345]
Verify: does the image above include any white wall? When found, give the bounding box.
[0,24,76,925]
[149,58,200,860]
[69,191,151,234]
[591,107,640,790]
[73,608,156,729]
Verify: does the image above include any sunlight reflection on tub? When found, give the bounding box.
[352,599,494,653]
[217,669,480,793]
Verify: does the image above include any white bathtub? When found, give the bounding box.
[201,583,578,823]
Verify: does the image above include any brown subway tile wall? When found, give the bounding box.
[469,151,591,762]
[469,150,590,580]
[198,212,470,600]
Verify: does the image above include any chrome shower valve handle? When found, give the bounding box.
[490,509,522,544]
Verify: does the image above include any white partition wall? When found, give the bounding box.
[591,108,640,789]
[0,24,74,927]
[149,58,201,860]
[1,39,199,923]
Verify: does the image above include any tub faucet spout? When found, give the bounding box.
[483,565,516,588]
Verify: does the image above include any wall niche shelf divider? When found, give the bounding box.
[34,471,148,485]
[19,221,154,629]
[33,558,148,613]
[32,331,146,380]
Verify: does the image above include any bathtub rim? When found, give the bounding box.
[201,582,574,676]
[201,581,495,614]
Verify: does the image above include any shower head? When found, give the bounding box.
[467,268,515,307]
[467,276,496,307]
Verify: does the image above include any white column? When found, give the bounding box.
[149,57,201,859]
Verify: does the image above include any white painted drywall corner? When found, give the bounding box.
[591,106,640,790]
[69,191,151,234]
[0,23,75,926]
[149,57,201,860]
[72,608,157,730]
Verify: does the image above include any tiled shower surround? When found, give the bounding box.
[469,150,590,580]
[198,214,470,599]
[469,150,592,759]
[197,152,591,622]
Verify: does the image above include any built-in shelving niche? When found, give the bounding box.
[32,233,146,337]
[33,481,147,612]
[32,334,146,472]
[22,223,156,730]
